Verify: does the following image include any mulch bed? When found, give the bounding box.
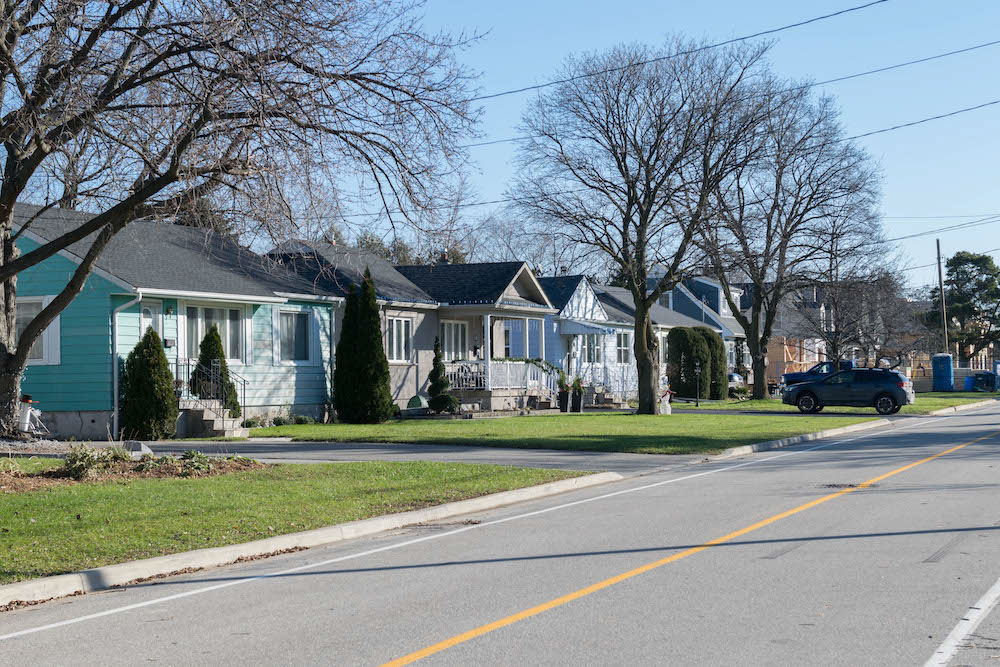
[0,457,266,494]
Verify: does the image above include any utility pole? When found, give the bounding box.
[937,238,949,354]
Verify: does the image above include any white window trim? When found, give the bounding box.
[20,295,61,366]
[616,332,631,365]
[272,305,319,366]
[139,299,163,338]
[581,334,602,365]
[180,301,249,365]
[440,319,469,362]
[385,316,414,364]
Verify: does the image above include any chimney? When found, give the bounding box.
[438,247,449,264]
[559,265,569,276]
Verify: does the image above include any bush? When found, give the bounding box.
[180,450,212,475]
[64,445,120,480]
[271,415,289,426]
[242,416,262,428]
[428,336,459,413]
[667,328,711,399]
[694,326,727,401]
[190,324,241,418]
[120,326,179,440]
[293,414,315,425]
[333,268,395,423]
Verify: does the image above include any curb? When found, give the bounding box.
[711,419,892,460]
[0,471,622,608]
[925,398,998,416]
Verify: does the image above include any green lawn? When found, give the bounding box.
[0,460,580,585]
[673,392,995,416]
[249,413,877,454]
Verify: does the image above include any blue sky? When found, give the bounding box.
[420,0,999,289]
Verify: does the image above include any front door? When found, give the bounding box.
[140,301,162,338]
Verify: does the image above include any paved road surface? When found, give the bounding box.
[4,406,1000,665]
[150,440,706,475]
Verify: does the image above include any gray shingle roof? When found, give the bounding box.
[593,284,717,330]
[269,242,435,304]
[17,203,321,297]
[395,262,526,305]
[536,275,587,312]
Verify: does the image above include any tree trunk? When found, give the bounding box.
[634,301,659,415]
[0,225,22,437]
[749,338,769,400]
[0,359,23,437]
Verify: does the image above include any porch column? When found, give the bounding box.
[522,317,528,359]
[539,318,545,362]
[483,314,491,390]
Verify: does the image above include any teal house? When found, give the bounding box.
[16,205,339,439]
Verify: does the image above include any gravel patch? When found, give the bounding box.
[1,438,71,455]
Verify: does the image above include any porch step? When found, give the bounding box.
[179,398,224,412]
[202,416,243,432]
[536,400,553,410]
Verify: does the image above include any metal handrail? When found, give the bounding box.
[172,359,246,420]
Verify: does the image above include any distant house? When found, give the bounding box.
[537,276,713,401]
[17,205,338,439]
[656,275,748,371]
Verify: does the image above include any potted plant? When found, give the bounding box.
[570,376,584,413]
[557,371,570,412]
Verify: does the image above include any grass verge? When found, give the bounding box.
[0,460,580,585]
[673,392,995,415]
[250,413,877,453]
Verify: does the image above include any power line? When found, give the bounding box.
[344,96,1000,220]
[884,214,1000,243]
[462,38,1000,149]
[467,0,889,103]
[884,213,1000,219]
[902,246,1000,272]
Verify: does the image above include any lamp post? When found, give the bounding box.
[695,360,701,407]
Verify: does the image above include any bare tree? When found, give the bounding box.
[702,90,880,399]
[510,39,774,414]
[1,0,478,434]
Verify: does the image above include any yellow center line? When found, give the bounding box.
[380,429,1000,667]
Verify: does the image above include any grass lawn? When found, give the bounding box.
[0,460,580,585]
[673,392,996,416]
[249,413,877,454]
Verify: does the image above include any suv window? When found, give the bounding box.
[826,371,855,384]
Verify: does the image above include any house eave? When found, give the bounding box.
[138,288,288,304]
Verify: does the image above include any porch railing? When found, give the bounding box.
[172,359,247,419]
[443,360,559,397]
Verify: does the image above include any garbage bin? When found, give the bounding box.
[974,372,998,392]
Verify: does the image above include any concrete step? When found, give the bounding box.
[202,417,243,432]
[179,398,223,412]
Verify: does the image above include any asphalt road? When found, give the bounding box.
[149,440,707,475]
[4,405,1000,665]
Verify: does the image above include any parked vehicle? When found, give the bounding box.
[781,368,914,415]
[780,360,855,387]
[727,373,744,388]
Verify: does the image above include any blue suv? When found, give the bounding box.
[781,368,915,415]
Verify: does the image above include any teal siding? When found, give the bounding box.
[19,231,335,419]
[18,236,122,412]
[239,302,332,409]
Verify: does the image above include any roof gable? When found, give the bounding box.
[395,262,526,306]
[537,275,608,320]
[593,284,717,330]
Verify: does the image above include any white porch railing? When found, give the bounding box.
[444,360,559,396]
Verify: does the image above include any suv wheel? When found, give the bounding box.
[874,393,897,415]
[796,392,820,414]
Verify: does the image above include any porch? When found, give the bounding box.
[438,310,557,410]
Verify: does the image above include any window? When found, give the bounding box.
[661,334,669,364]
[16,297,59,365]
[503,328,511,357]
[280,311,310,361]
[441,321,467,361]
[386,317,412,363]
[616,332,630,364]
[140,301,162,337]
[185,305,245,361]
[582,334,601,364]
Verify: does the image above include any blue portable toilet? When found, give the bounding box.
[932,354,954,392]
